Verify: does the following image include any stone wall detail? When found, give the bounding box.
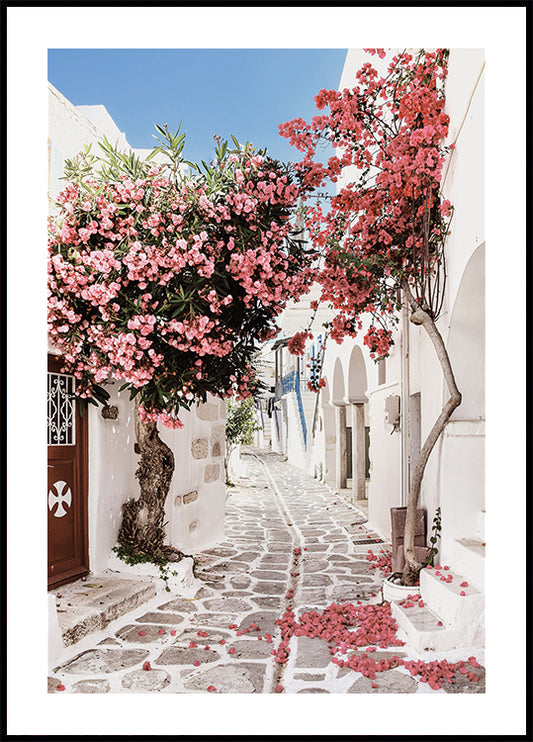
[211,425,226,458]
[191,438,209,459]
[205,463,220,483]
[196,403,218,421]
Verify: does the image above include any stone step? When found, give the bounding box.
[419,565,484,646]
[450,537,485,590]
[390,595,460,652]
[390,561,485,652]
[50,572,158,653]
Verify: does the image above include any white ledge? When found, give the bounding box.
[445,419,485,437]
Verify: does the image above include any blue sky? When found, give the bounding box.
[48,48,347,169]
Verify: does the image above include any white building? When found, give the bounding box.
[47,84,227,591]
[271,49,485,644]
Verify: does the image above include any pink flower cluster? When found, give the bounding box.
[279,48,453,348]
[365,548,392,575]
[363,326,393,359]
[270,598,482,689]
[48,142,318,424]
[287,331,312,356]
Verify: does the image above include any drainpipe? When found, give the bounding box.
[400,291,411,506]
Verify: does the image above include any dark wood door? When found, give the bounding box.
[346,426,353,479]
[47,354,89,588]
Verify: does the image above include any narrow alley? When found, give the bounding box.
[48,449,485,695]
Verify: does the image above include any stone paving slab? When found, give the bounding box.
[49,447,485,695]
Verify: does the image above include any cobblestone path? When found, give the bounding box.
[49,449,485,694]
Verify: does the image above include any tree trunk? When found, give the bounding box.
[118,398,176,558]
[401,299,462,586]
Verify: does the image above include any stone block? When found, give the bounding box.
[56,647,148,674]
[204,463,220,483]
[348,670,418,693]
[47,677,62,693]
[226,640,273,659]
[203,597,253,613]
[294,636,333,668]
[158,598,199,613]
[156,646,220,665]
[191,439,209,459]
[71,679,110,693]
[121,669,171,692]
[101,405,118,420]
[210,425,226,457]
[136,612,186,625]
[183,664,255,693]
[196,402,218,421]
[211,424,225,440]
[237,610,279,636]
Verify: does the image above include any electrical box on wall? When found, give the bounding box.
[385,394,400,426]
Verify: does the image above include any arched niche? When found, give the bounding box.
[347,345,368,402]
[448,243,485,421]
[331,357,346,405]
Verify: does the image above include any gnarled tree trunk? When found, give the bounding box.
[118,398,177,558]
[402,298,462,586]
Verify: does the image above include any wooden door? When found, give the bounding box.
[47,354,89,588]
[346,426,353,479]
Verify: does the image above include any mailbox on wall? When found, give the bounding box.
[385,394,400,426]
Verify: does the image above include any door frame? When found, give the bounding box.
[47,353,89,589]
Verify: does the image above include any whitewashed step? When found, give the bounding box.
[450,537,485,590]
[419,566,484,647]
[391,596,460,652]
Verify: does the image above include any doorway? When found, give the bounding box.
[47,354,89,588]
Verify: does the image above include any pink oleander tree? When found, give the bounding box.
[280,48,461,585]
[48,127,317,558]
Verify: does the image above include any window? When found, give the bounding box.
[47,372,76,446]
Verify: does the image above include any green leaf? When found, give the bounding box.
[118,383,130,392]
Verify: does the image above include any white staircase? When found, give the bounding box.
[449,537,485,590]
[390,522,485,652]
